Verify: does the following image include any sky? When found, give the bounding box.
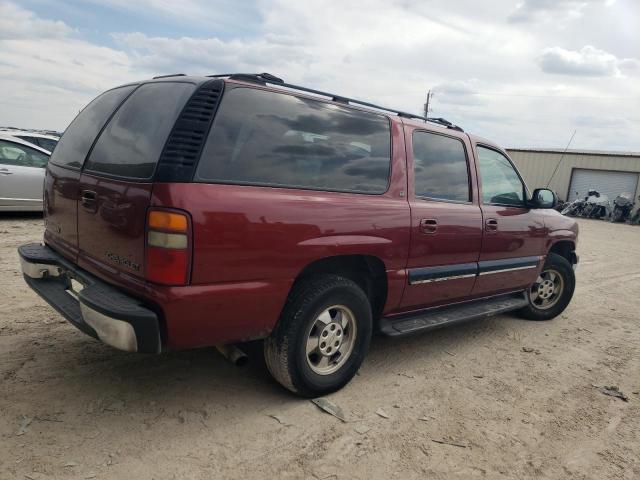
[0,0,638,151]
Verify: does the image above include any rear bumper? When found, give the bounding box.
[18,243,161,354]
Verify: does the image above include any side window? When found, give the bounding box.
[477,146,525,206]
[0,140,49,168]
[412,131,470,202]
[50,85,136,169]
[84,82,196,179]
[37,138,58,152]
[195,88,391,194]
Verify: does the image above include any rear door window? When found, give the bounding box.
[412,131,470,202]
[50,85,136,169]
[84,82,196,180]
[195,87,391,194]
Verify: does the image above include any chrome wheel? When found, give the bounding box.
[305,305,357,375]
[530,268,564,310]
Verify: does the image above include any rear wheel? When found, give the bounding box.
[517,253,575,321]
[264,274,372,397]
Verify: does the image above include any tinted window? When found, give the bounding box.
[85,82,196,179]
[37,138,58,152]
[195,88,391,193]
[50,86,136,168]
[412,131,469,202]
[477,146,524,206]
[0,140,49,168]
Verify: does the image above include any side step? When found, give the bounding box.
[380,292,528,337]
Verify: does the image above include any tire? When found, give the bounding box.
[264,274,372,397]
[516,253,575,321]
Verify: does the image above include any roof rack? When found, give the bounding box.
[206,72,463,132]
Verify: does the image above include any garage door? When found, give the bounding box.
[568,169,639,202]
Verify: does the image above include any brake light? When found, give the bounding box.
[145,209,191,286]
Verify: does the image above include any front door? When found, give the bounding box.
[472,145,546,296]
[400,128,483,311]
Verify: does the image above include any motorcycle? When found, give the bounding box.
[561,189,598,217]
[561,196,586,217]
[610,193,635,222]
[581,191,611,219]
[628,196,640,225]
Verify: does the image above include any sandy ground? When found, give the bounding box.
[0,214,639,480]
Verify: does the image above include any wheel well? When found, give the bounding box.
[549,241,576,263]
[294,255,388,319]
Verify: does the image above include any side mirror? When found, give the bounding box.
[529,188,557,209]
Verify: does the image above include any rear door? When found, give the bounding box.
[472,144,546,296]
[76,81,196,279]
[0,140,48,209]
[44,85,137,260]
[400,127,483,311]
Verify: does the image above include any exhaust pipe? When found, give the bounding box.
[215,344,248,367]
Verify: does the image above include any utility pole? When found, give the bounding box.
[423,90,433,118]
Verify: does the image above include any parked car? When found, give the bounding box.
[0,128,59,152]
[19,73,579,396]
[0,133,50,211]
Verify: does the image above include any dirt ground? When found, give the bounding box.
[0,214,639,480]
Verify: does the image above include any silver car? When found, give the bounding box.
[0,134,50,211]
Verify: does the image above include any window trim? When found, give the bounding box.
[411,129,473,204]
[193,85,394,196]
[476,143,530,208]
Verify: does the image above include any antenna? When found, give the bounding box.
[545,130,576,189]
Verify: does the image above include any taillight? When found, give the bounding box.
[145,209,191,286]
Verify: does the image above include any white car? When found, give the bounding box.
[0,133,50,211]
[0,129,59,152]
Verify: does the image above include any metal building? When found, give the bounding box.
[506,148,640,204]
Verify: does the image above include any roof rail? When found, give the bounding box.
[206,72,464,132]
[153,73,186,79]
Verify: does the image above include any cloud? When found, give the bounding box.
[0,0,638,152]
[0,2,73,39]
[508,0,614,23]
[537,45,629,76]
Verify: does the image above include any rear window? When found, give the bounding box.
[50,86,135,168]
[195,88,391,194]
[84,82,196,179]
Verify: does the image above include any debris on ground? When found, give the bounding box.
[522,346,541,354]
[353,424,370,435]
[16,415,33,436]
[431,438,468,448]
[597,385,629,402]
[311,398,347,423]
[268,414,291,426]
[375,408,389,419]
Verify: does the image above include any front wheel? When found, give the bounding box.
[264,274,372,397]
[517,253,575,321]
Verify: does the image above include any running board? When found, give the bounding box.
[380,292,528,337]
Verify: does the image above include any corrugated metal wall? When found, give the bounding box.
[506,149,640,203]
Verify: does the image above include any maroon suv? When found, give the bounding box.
[19,73,578,396]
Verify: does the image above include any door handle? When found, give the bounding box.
[80,190,98,212]
[485,218,498,232]
[0,169,12,175]
[419,218,438,234]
